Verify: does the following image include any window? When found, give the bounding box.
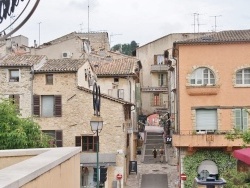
[9,95,20,110]
[190,68,215,85]
[154,55,164,65]
[114,78,119,83]
[75,136,97,152]
[196,109,217,131]
[151,93,163,106]
[46,74,53,85]
[234,109,248,131]
[9,69,19,82]
[236,68,250,85]
[42,130,63,147]
[118,89,124,99]
[33,95,62,117]
[158,74,167,86]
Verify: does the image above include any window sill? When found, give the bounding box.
[186,85,220,96]
[234,85,250,88]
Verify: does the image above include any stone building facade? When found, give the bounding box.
[33,58,133,188]
[0,55,46,118]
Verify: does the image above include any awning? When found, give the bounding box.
[233,148,250,165]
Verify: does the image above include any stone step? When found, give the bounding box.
[145,149,166,155]
[147,135,163,139]
[145,144,164,149]
[147,132,163,136]
[146,139,164,144]
[143,156,166,164]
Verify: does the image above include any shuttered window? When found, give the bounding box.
[151,93,163,106]
[81,136,97,152]
[158,74,167,86]
[234,109,248,131]
[33,95,62,117]
[196,109,217,131]
[42,130,63,147]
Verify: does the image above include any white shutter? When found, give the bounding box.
[196,109,217,131]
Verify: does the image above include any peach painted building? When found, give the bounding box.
[171,30,250,187]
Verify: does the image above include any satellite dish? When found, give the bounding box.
[84,41,91,54]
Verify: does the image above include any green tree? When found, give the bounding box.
[0,99,49,149]
[111,41,139,56]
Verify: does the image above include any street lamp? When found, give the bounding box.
[90,82,103,188]
[90,115,103,188]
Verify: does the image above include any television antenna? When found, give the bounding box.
[210,15,222,32]
[110,33,122,47]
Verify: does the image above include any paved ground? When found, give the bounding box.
[141,174,168,188]
[124,125,179,188]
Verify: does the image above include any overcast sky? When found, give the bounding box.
[4,0,250,47]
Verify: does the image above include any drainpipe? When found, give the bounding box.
[30,65,34,120]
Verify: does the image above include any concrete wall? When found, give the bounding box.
[0,147,81,188]
[31,38,84,59]
[178,43,250,133]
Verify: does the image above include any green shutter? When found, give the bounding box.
[243,109,248,131]
[234,109,242,130]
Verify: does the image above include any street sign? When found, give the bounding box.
[180,173,187,181]
[116,173,122,180]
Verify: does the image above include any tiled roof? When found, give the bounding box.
[175,30,250,44]
[0,55,46,67]
[35,59,86,72]
[91,57,139,76]
[77,86,134,105]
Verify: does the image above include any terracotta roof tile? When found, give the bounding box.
[175,29,250,44]
[36,59,86,72]
[91,57,139,76]
[0,54,46,67]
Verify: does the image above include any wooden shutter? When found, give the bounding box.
[54,95,62,117]
[55,130,63,147]
[75,136,81,147]
[33,95,40,116]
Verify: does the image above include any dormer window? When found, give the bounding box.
[190,68,215,85]
[236,68,250,85]
[9,69,19,82]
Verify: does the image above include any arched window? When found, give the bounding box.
[190,68,215,85]
[236,68,250,85]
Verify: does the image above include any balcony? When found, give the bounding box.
[172,130,247,147]
[150,64,168,73]
[141,87,168,92]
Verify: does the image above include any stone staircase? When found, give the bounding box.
[143,132,166,164]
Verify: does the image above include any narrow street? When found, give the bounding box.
[125,125,178,188]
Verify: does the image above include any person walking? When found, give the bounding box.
[152,147,158,163]
[159,146,164,163]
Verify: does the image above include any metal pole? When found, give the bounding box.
[97,131,99,188]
